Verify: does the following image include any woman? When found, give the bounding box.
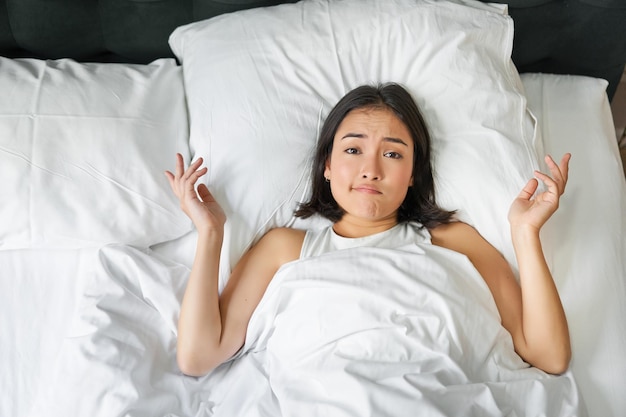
[165,83,571,377]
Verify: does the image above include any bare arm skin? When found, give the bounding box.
[166,154,304,376]
[431,154,572,374]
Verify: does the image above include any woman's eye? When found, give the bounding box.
[345,148,360,155]
[384,151,402,159]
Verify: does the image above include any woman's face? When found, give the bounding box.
[324,107,414,230]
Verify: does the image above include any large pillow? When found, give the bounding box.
[169,0,539,284]
[0,58,191,249]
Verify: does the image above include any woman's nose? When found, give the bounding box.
[361,155,382,180]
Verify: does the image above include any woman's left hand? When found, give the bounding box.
[508,153,571,232]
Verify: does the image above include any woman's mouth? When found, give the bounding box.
[352,185,382,194]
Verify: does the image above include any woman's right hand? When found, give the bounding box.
[165,153,226,234]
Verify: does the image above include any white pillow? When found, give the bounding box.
[169,0,539,283]
[0,58,192,249]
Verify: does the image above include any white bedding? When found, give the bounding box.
[27,244,583,417]
[227,244,581,416]
[1,27,625,417]
[27,246,203,417]
[0,249,89,417]
[0,58,190,250]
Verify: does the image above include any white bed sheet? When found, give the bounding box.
[0,249,94,417]
[27,243,582,417]
[1,74,625,417]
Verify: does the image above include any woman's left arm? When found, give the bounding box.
[507,153,571,373]
[431,154,571,374]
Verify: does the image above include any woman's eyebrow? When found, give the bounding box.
[341,132,366,140]
[384,137,409,146]
[341,133,408,147]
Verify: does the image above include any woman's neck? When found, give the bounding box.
[332,214,398,238]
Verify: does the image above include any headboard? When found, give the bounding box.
[1,0,625,100]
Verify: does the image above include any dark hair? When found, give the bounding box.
[295,83,455,229]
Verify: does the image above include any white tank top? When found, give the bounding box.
[300,222,431,259]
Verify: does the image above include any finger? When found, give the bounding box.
[544,155,562,178]
[164,170,175,189]
[189,167,208,183]
[183,157,204,180]
[534,170,559,197]
[197,183,214,202]
[558,153,571,187]
[174,153,184,179]
[181,168,207,199]
[517,178,538,200]
[544,154,569,195]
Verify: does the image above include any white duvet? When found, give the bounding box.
[30,244,583,417]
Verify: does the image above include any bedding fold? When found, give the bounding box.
[226,244,583,416]
[29,243,584,417]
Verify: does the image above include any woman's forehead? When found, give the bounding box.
[336,107,412,141]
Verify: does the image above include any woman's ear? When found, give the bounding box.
[409,176,414,187]
[324,158,331,179]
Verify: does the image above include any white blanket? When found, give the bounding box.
[30,244,584,417]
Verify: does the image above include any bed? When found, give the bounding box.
[1,0,625,416]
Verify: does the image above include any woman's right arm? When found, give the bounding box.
[177,226,302,376]
[166,154,303,376]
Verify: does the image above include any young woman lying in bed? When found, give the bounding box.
[165,83,571,377]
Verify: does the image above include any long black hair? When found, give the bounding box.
[295,83,455,229]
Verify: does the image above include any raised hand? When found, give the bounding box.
[165,153,226,234]
[508,153,571,232]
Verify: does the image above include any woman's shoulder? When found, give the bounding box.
[429,221,502,262]
[263,227,307,242]
[255,227,306,265]
[429,221,479,249]
[429,220,472,234]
